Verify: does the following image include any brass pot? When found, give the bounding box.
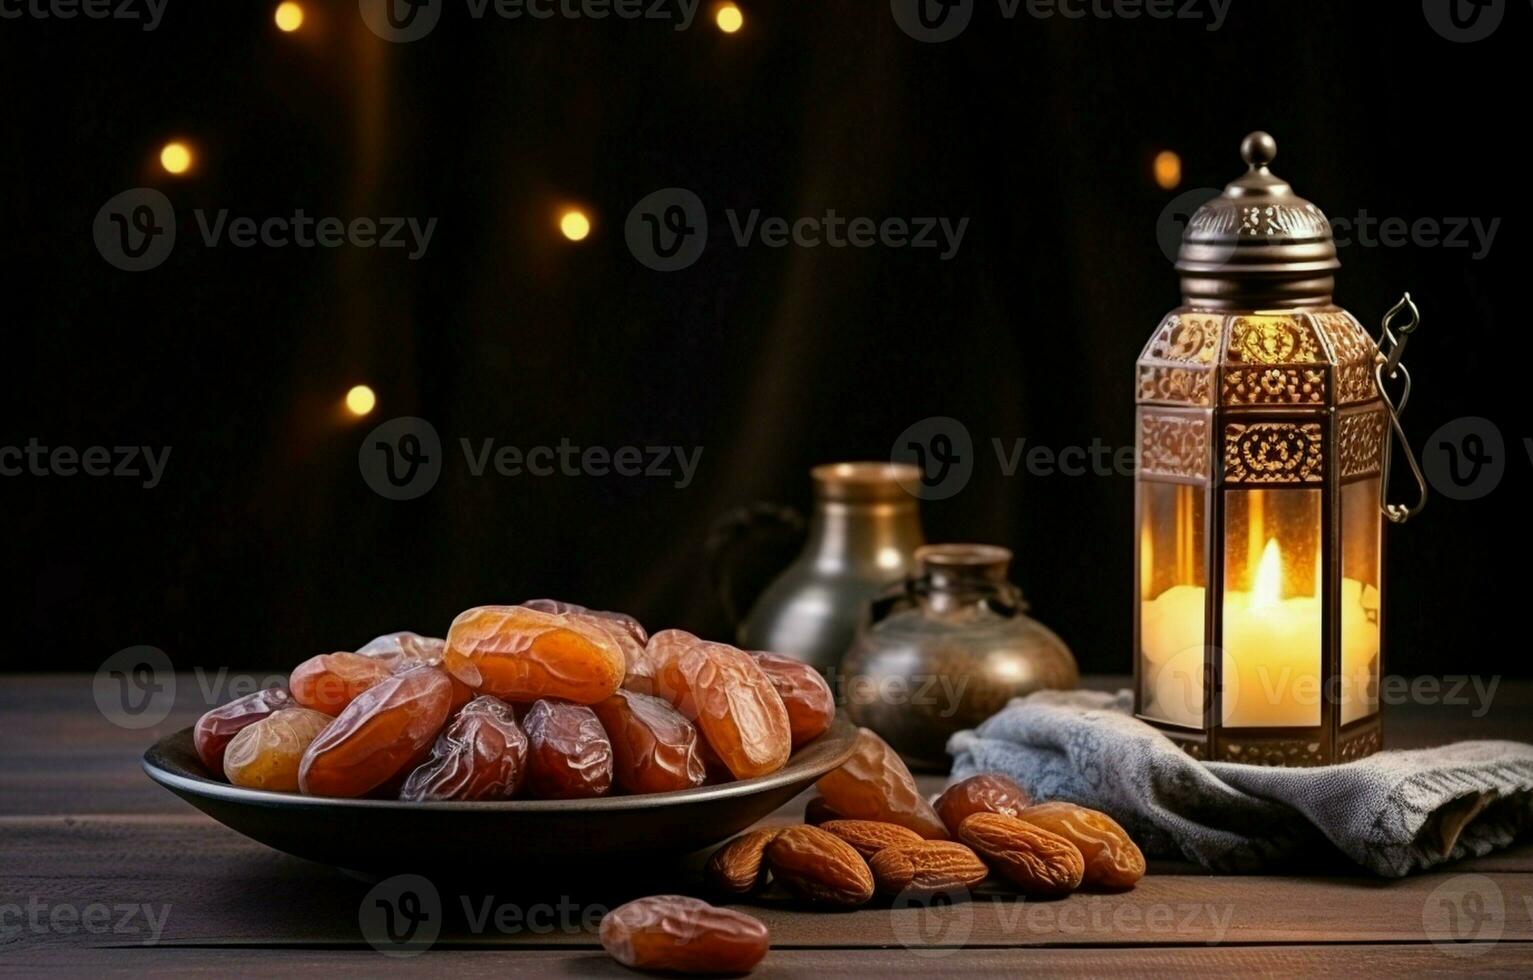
[841,544,1078,771]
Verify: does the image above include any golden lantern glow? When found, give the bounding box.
[159,142,193,176]
[1153,150,1182,190]
[274,2,305,32]
[715,2,744,33]
[345,385,377,417]
[559,209,592,242]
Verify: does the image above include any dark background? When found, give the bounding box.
[5,0,1526,676]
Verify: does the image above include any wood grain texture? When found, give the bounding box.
[3,673,1531,973]
[6,945,1533,978]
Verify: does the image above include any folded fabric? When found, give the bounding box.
[946,689,1533,877]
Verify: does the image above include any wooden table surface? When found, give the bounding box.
[4,674,1532,977]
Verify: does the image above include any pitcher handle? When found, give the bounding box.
[705,503,806,629]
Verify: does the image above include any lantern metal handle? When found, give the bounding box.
[1373,293,1427,524]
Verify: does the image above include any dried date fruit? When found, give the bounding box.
[704,828,782,896]
[591,689,706,795]
[355,633,473,712]
[867,841,990,897]
[521,598,649,680]
[814,727,948,839]
[298,666,454,798]
[958,812,1085,897]
[752,651,835,747]
[444,674,476,713]
[629,629,691,697]
[819,819,925,859]
[193,687,293,773]
[443,605,625,704]
[804,796,843,825]
[356,631,447,669]
[764,826,875,908]
[522,699,613,799]
[600,895,768,975]
[934,773,1032,836]
[399,696,529,802]
[1017,802,1145,889]
[694,736,735,784]
[652,630,791,780]
[289,652,396,716]
[223,707,334,791]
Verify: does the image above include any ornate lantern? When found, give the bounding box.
[1134,132,1426,766]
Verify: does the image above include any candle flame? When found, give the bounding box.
[1253,538,1282,609]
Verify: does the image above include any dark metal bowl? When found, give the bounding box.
[143,715,857,877]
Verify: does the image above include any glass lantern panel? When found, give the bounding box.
[1222,489,1323,728]
[1138,481,1207,729]
[1340,479,1382,724]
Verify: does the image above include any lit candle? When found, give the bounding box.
[1141,538,1378,730]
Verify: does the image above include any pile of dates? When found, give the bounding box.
[705,730,1146,907]
[597,733,1146,974]
[193,601,835,800]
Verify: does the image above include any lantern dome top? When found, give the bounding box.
[1176,131,1341,310]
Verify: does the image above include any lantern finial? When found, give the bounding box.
[1241,131,1277,170]
[1175,132,1339,308]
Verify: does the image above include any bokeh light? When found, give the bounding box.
[159,142,193,176]
[1154,150,1182,190]
[274,2,304,32]
[715,2,743,33]
[345,385,377,417]
[560,209,592,242]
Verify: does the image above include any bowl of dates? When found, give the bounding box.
[143,604,857,875]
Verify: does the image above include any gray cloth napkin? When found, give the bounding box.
[946,689,1533,877]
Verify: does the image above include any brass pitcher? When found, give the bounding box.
[709,463,925,671]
